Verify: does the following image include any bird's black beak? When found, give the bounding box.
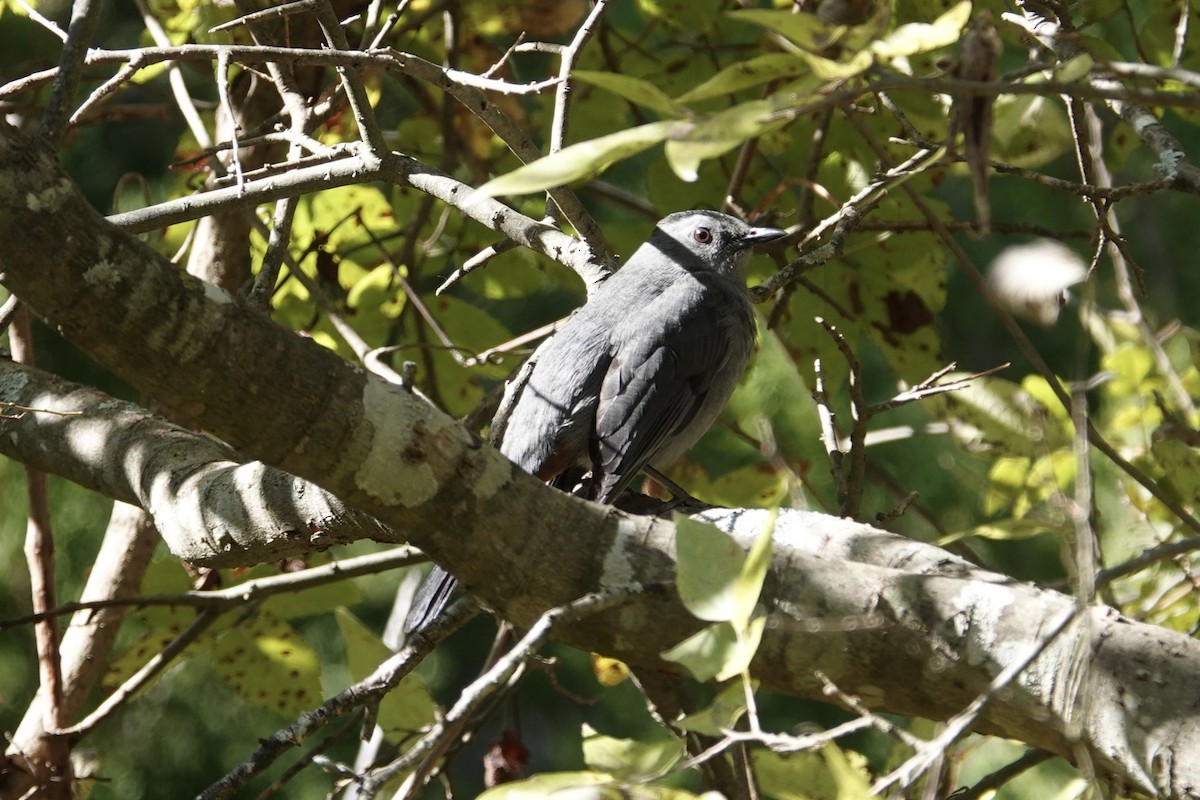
[743,226,788,248]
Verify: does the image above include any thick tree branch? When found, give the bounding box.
[0,360,397,564]
[1,120,1199,795]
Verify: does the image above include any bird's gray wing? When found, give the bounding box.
[408,316,613,634]
[592,284,741,503]
[499,314,613,479]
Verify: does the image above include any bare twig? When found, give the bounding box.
[816,318,868,519]
[38,0,103,146]
[869,362,1010,416]
[52,608,221,740]
[812,357,847,511]
[841,108,1200,536]
[198,598,477,800]
[11,311,70,799]
[870,606,1082,794]
[248,196,300,309]
[1003,9,1200,193]
[1,547,424,633]
[363,592,628,796]
[750,207,862,302]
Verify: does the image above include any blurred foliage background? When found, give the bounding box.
[1,0,1199,797]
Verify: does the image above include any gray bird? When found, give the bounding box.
[406,210,786,632]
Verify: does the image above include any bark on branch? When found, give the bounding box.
[1,120,1198,797]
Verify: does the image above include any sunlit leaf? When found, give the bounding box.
[991,93,1073,167]
[753,742,874,799]
[662,617,766,682]
[478,771,716,799]
[932,375,1071,457]
[675,680,755,736]
[675,54,813,104]
[674,514,746,622]
[212,612,322,718]
[336,609,436,736]
[871,1,970,58]
[581,724,684,781]
[591,653,632,687]
[477,120,681,196]
[795,48,875,81]
[726,8,837,51]
[665,100,790,181]
[103,605,215,691]
[574,71,684,117]
[731,507,776,630]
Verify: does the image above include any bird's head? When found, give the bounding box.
[646,210,786,280]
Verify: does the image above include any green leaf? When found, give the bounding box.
[1055,54,1095,84]
[103,605,214,691]
[574,71,685,117]
[581,724,684,781]
[871,1,970,58]
[675,54,814,104]
[661,617,766,682]
[753,744,874,800]
[674,514,746,622]
[732,507,776,629]
[931,375,1071,457]
[477,772,609,800]
[726,8,837,51]
[336,608,436,736]
[675,680,755,736]
[477,120,681,196]
[794,48,875,81]
[212,612,322,718]
[727,324,824,462]
[665,100,790,181]
[662,622,736,682]
[821,741,874,798]
[478,771,717,799]
[422,294,517,417]
[991,93,1073,167]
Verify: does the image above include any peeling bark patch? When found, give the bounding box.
[25,178,74,213]
[599,514,643,591]
[357,379,439,507]
[472,449,512,500]
[82,259,121,289]
[201,280,233,305]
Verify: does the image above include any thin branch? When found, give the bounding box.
[953,750,1054,800]
[37,0,104,146]
[307,0,387,152]
[548,0,611,154]
[248,196,299,310]
[816,318,868,519]
[0,292,20,335]
[869,362,1010,416]
[1003,10,1200,193]
[0,547,424,633]
[870,606,1082,794]
[51,608,222,739]
[362,592,629,796]
[106,149,601,285]
[198,599,477,800]
[841,107,1200,537]
[749,207,862,302]
[812,356,848,511]
[11,310,70,799]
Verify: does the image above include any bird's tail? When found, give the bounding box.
[404,565,458,634]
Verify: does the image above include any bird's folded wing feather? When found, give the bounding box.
[499,318,613,477]
[593,286,735,502]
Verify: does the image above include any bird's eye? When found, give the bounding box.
[692,227,713,244]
